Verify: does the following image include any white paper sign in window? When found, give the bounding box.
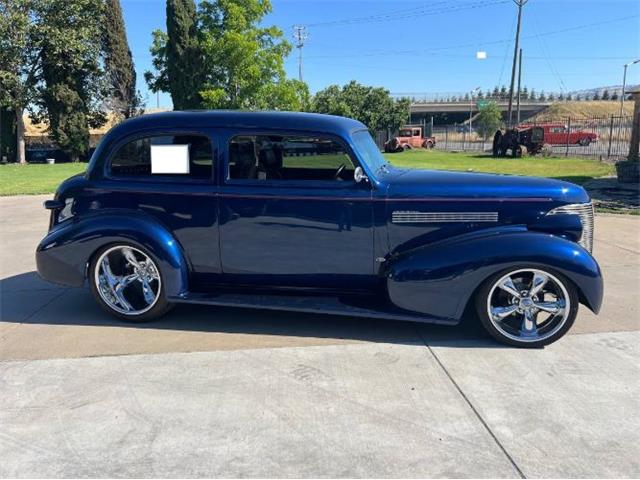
[151,144,190,174]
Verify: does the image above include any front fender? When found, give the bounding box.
[386,229,603,322]
[36,211,189,297]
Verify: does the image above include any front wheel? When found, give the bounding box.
[475,267,578,348]
[89,243,173,321]
[579,138,591,146]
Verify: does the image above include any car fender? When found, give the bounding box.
[36,210,189,297]
[385,229,603,322]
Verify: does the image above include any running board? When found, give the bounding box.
[169,291,457,326]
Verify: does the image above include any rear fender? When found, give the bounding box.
[36,211,188,297]
[386,229,603,322]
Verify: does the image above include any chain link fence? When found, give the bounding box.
[377,115,633,161]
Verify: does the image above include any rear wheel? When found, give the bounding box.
[475,267,578,347]
[579,138,591,146]
[89,244,173,321]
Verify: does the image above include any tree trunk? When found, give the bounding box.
[71,153,79,163]
[16,108,26,164]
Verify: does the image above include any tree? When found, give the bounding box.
[566,93,573,101]
[492,86,499,98]
[146,0,205,109]
[521,86,529,100]
[548,92,555,101]
[102,0,141,118]
[31,0,107,162]
[0,0,38,164]
[147,0,302,111]
[602,89,610,100]
[529,89,537,101]
[558,92,564,101]
[475,101,502,140]
[593,91,600,101]
[611,91,619,101]
[499,85,507,99]
[312,81,410,133]
[539,90,547,101]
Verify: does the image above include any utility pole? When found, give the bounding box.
[292,25,308,82]
[621,59,640,117]
[516,48,523,125]
[507,0,528,127]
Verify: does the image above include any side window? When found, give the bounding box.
[412,129,420,136]
[228,135,355,182]
[110,134,213,179]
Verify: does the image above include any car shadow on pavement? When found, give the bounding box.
[1,271,504,349]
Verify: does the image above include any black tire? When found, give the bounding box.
[475,266,579,348]
[89,243,173,322]
[579,138,591,147]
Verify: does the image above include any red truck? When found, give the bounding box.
[519,123,598,146]
[384,126,436,152]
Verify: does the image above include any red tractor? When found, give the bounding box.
[384,126,436,153]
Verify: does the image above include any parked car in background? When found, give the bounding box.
[384,126,436,152]
[520,123,598,146]
[26,149,70,164]
[37,111,602,348]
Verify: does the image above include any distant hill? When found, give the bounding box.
[528,101,633,121]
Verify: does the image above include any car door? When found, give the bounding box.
[218,131,376,290]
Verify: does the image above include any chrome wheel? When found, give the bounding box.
[94,245,161,316]
[486,268,570,343]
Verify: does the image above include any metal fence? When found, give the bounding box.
[376,115,633,160]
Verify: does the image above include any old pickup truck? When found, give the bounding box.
[384,126,436,152]
[36,111,602,347]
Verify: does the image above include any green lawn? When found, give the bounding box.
[0,151,614,196]
[384,150,614,185]
[0,163,87,196]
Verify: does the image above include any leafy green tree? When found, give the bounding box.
[102,0,141,118]
[521,86,529,100]
[146,0,303,111]
[499,85,507,99]
[312,81,409,133]
[0,0,38,163]
[146,0,205,109]
[475,101,502,140]
[491,86,499,98]
[32,0,107,162]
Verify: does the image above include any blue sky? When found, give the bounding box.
[121,0,640,109]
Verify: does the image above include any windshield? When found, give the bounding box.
[398,129,412,137]
[352,129,388,174]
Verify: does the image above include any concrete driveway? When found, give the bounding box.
[1,195,639,478]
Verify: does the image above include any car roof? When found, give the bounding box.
[106,110,368,138]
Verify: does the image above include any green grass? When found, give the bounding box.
[383,150,614,185]
[0,151,614,195]
[0,163,87,195]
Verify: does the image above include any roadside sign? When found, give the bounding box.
[476,99,489,108]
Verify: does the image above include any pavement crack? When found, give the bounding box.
[416,328,526,479]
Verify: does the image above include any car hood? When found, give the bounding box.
[381,167,590,204]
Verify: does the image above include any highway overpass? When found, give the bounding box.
[409,100,552,125]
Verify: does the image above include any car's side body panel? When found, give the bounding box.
[35,111,603,331]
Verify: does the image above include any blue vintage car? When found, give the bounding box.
[36,111,603,347]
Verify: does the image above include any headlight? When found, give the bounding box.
[546,202,594,252]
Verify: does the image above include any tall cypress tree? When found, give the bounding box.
[165,0,204,109]
[102,0,139,118]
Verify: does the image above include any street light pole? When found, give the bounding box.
[621,59,640,117]
[516,48,523,125]
[507,0,528,128]
[469,87,481,131]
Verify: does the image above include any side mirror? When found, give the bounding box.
[354,166,369,183]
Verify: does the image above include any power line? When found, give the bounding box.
[306,0,509,28]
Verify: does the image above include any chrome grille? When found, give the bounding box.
[392,211,499,223]
[546,202,594,252]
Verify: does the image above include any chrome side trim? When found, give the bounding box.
[392,211,499,223]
